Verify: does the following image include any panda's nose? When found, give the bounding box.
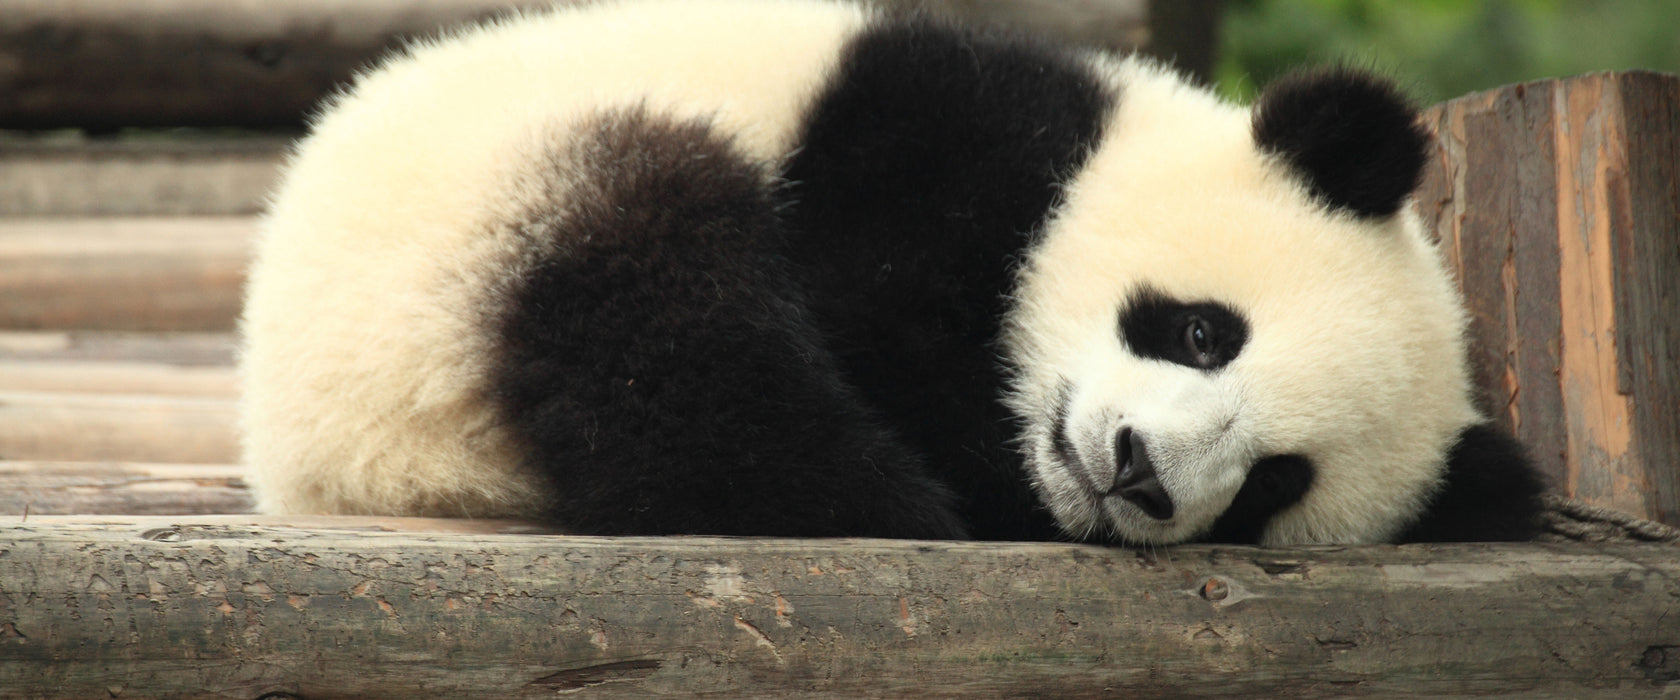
[1111,428,1174,520]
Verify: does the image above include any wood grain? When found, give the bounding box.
[0,217,253,331]
[0,138,285,216]
[0,461,252,515]
[0,391,238,464]
[1417,71,1680,526]
[0,331,237,366]
[0,518,1675,698]
[0,359,236,396]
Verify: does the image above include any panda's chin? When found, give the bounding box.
[1038,448,1317,545]
[1033,451,1197,544]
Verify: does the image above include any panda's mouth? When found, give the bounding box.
[1049,383,1109,498]
[1049,384,1084,477]
[1048,384,1176,522]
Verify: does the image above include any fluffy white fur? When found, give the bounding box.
[242,0,870,516]
[246,0,1478,545]
[1003,58,1476,545]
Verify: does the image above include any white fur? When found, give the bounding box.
[1003,57,1478,545]
[242,0,870,516]
[247,0,1479,544]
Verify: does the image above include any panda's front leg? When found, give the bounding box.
[490,110,966,540]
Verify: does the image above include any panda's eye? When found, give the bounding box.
[1118,286,1249,371]
[1184,317,1214,365]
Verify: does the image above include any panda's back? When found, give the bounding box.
[244,0,871,517]
[242,0,1108,537]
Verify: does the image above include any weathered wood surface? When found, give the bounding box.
[1416,71,1680,527]
[0,331,237,366]
[0,138,286,217]
[0,360,236,396]
[0,217,253,331]
[0,391,237,464]
[0,517,1676,699]
[0,462,251,515]
[0,0,1147,129]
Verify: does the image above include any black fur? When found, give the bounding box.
[1251,67,1429,219]
[493,16,1115,540]
[1117,286,1250,371]
[492,108,966,538]
[487,17,1537,544]
[1398,423,1548,542]
[781,17,1113,540]
[1201,455,1316,544]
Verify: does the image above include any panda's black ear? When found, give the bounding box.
[1251,67,1429,219]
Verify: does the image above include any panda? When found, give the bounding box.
[241,0,1547,545]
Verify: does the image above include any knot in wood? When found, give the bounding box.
[141,528,182,542]
[1200,577,1229,601]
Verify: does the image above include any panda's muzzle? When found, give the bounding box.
[1111,428,1175,520]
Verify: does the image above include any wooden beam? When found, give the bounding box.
[0,331,237,366]
[0,137,286,217]
[0,217,253,331]
[0,359,236,396]
[0,0,1147,129]
[0,461,251,515]
[1,516,1677,698]
[1416,71,1680,526]
[0,391,237,464]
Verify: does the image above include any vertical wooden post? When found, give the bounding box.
[1417,71,1680,526]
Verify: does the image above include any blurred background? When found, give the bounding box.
[4,0,1679,134]
[1214,0,1680,103]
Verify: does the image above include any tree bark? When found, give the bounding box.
[0,516,1676,698]
[1416,71,1680,527]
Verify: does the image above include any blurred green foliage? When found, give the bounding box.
[1216,0,1680,103]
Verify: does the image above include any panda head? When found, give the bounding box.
[1005,62,1476,546]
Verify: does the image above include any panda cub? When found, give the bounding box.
[241,0,1547,544]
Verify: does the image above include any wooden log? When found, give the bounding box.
[0,217,253,331]
[0,331,237,366]
[0,360,236,396]
[0,137,285,216]
[0,0,1147,129]
[0,517,1676,698]
[1416,71,1680,526]
[0,391,237,464]
[0,461,252,515]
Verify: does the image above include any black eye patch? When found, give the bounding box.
[1117,285,1249,370]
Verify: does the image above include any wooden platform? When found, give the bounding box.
[2,516,1676,699]
[0,4,1677,695]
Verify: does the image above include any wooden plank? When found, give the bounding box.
[0,391,237,464]
[0,359,236,396]
[1614,72,1680,528]
[10,514,559,534]
[0,217,252,331]
[0,137,285,216]
[0,331,237,365]
[0,518,1676,698]
[0,461,252,515]
[1417,71,1680,526]
[0,0,1147,129]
